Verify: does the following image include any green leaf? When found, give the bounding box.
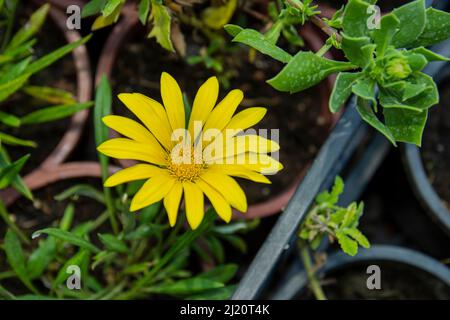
[22,86,76,105]
[188,285,236,300]
[224,24,243,37]
[406,53,428,72]
[330,72,363,113]
[331,176,344,199]
[373,14,400,57]
[60,203,75,231]
[102,0,123,17]
[380,72,438,112]
[201,0,237,30]
[32,228,101,253]
[5,230,39,293]
[391,0,426,48]
[384,108,428,146]
[410,47,449,62]
[341,34,372,67]
[0,111,21,127]
[148,3,174,52]
[138,0,151,25]
[149,278,224,295]
[91,1,123,30]
[25,35,92,76]
[403,83,428,101]
[140,201,162,224]
[267,51,355,93]
[125,224,165,240]
[0,74,30,103]
[54,183,105,204]
[410,8,450,47]
[355,98,396,146]
[82,0,107,18]
[207,237,226,261]
[0,154,29,189]
[0,150,32,200]
[233,29,292,63]
[98,233,129,253]
[27,237,57,279]
[7,4,49,50]
[197,264,238,284]
[342,0,371,37]
[352,77,376,108]
[0,132,36,147]
[53,250,89,289]
[21,102,93,125]
[343,228,370,248]
[335,230,358,256]
[232,29,292,63]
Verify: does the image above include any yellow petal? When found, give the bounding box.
[204,135,280,162]
[225,107,267,133]
[207,165,271,184]
[102,115,165,153]
[188,77,219,139]
[118,93,173,149]
[183,181,204,229]
[163,182,183,227]
[195,179,232,222]
[104,164,166,187]
[161,72,185,131]
[203,89,243,133]
[219,153,283,175]
[97,138,166,165]
[200,171,247,212]
[130,174,175,211]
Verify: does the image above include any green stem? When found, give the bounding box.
[101,157,118,235]
[316,43,332,57]
[298,240,327,300]
[117,211,215,299]
[0,200,30,245]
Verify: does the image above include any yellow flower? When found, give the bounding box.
[98,72,282,229]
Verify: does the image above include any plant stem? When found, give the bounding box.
[286,0,342,42]
[298,240,327,300]
[0,200,30,245]
[316,43,332,57]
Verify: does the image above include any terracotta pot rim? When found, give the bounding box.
[95,5,337,220]
[0,162,120,207]
[39,6,93,169]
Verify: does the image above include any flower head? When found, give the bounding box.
[98,72,282,229]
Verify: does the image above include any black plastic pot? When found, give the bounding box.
[232,97,368,299]
[401,40,450,236]
[270,245,450,300]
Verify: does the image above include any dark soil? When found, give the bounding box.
[421,80,450,210]
[0,5,76,174]
[297,261,450,299]
[112,25,330,205]
[5,178,104,235]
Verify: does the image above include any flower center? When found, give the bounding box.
[166,148,205,182]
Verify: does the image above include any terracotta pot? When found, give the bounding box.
[40,7,93,169]
[0,162,120,207]
[95,4,339,220]
[20,3,93,173]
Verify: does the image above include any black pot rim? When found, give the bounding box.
[272,245,450,300]
[401,143,450,235]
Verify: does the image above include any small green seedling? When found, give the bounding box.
[297,176,370,300]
